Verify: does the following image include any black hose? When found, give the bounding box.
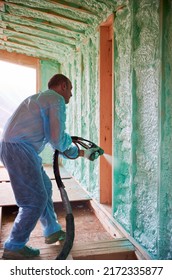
[53,149,75,260]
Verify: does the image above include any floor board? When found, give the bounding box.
[0,165,90,207]
[0,165,137,260]
[0,201,121,260]
[0,164,71,182]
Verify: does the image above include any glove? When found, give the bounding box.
[83,147,100,161]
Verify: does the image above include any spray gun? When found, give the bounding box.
[70,136,104,161]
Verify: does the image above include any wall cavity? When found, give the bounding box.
[113,0,172,259]
[39,59,61,164]
[132,0,160,257]
[62,34,100,200]
[113,4,133,233]
[159,0,172,260]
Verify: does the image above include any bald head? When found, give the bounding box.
[48,74,70,89]
[48,74,72,104]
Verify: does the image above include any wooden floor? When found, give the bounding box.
[0,165,137,260]
[0,165,90,206]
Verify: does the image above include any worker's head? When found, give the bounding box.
[48,74,72,104]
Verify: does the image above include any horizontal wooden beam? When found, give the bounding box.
[0,40,65,61]
[0,27,75,50]
[0,12,85,38]
[0,20,77,45]
[5,2,89,30]
[0,49,39,68]
[4,0,98,18]
[46,0,98,16]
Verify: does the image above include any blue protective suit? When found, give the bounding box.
[0,89,78,250]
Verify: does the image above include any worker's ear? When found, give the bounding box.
[61,81,67,91]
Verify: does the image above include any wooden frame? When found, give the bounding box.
[99,14,114,205]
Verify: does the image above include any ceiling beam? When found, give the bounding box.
[4,2,90,31]
[0,39,67,62]
[0,49,39,68]
[45,0,98,16]
[0,28,74,54]
[0,21,77,47]
[0,12,85,39]
[4,0,98,18]
[58,0,108,14]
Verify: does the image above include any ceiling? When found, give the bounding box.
[0,0,123,63]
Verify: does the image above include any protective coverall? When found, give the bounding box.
[0,89,78,251]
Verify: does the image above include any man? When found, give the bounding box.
[0,74,98,259]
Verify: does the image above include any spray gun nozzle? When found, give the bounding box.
[88,145,104,161]
[71,136,104,161]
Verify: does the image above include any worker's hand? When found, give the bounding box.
[83,147,100,161]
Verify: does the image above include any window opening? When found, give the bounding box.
[0,60,36,164]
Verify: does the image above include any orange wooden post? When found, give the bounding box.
[99,15,114,204]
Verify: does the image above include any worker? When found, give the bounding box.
[0,74,99,259]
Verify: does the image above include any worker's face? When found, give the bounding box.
[62,80,72,104]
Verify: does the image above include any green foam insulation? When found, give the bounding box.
[113,0,172,259]
[39,60,61,164]
[159,0,172,260]
[114,0,160,257]
[62,34,100,200]
[36,0,172,259]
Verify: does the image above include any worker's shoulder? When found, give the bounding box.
[36,89,64,104]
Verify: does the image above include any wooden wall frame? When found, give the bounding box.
[99,14,114,205]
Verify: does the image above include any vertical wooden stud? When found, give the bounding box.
[99,15,114,205]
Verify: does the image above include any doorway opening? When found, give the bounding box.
[99,14,114,210]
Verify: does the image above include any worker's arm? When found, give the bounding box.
[48,96,73,152]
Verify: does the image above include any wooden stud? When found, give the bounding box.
[99,14,114,204]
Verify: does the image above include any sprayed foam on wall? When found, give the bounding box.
[39,59,61,164]
[132,0,160,257]
[113,4,133,234]
[158,0,172,260]
[113,0,160,258]
[113,0,172,259]
[62,34,100,200]
[39,0,172,259]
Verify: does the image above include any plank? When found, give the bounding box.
[52,179,91,202]
[0,239,137,260]
[0,165,72,182]
[71,238,137,260]
[44,164,72,179]
[0,178,90,207]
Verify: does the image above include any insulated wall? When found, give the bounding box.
[62,35,100,199]
[113,0,172,259]
[39,59,61,164]
[159,0,172,260]
[39,0,172,260]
